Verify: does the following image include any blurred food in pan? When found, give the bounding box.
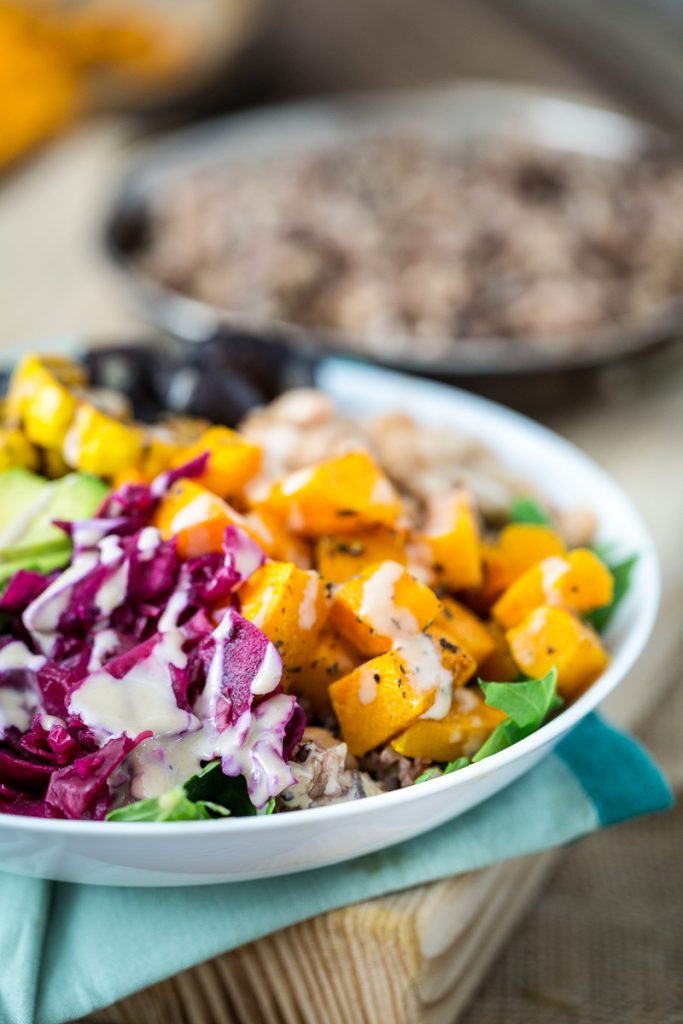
[137,134,683,362]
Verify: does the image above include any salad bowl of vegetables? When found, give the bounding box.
[0,355,657,885]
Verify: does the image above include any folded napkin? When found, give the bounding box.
[0,713,671,1024]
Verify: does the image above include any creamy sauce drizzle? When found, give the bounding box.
[540,556,571,605]
[69,630,196,743]
[297,575,320,631]
[359,561,417,638]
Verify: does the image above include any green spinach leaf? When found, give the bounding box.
[508,497,552,526]
[473,669,561,763]
[107,760,267,823]
[479,669,558,728]
[106,787,230,822]
[586,554,638,633]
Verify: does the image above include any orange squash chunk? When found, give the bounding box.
[478,621,518,682]
[245,508,312,569]
[479,524,566,607]
[153,479,252,559]
[239,561,330,678]
[329,648,438,756]
[258,451,402,536]
[417,491,482,590]
[329,560,441,657]
[171,426,262,499]
[291,627,360,715]
[391,687,506,761]
[315,527,407,584]
[493,548,613,630]
[422,626,478,688]
[434,596,495,666]
[507,606,609,698]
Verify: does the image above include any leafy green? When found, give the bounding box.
[479,669,559,728]
[414,756,469,785]
[508,497,552,526]
[106,786,230,822]
[586,554,638,633]
[473,669,561,763]
[106,760,272,823]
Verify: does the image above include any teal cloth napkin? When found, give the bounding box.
[0,713,672,1024]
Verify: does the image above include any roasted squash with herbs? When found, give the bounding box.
[506,605,609,698]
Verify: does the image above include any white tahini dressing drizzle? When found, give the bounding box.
[397,634,455,721]
[353,561,456,719]
[357,666,379,704]
[359,561,417,637]
[23,550,99,652]
[69,630,198,743]
[0,641,45,736]
[137,526,161,561]
[297,575,320,631]
[539,556,571,605]
[279,466,314,497]
[0,483,57,549]
[94,562,129,616]
[247,585,274,630]
[88,628,119,671]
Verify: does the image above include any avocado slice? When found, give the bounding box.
[0,546,72,588]
[13,472,108,557]
[0,469,108,563]
[0,469,52,550]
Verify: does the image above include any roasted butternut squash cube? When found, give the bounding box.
[493,548,614,629]
[6,354,85,450]
[422,626,478,688]
[330,560,441,657]
[291,627,360,715]
[239,562,330,676]
[434,596,495,666]
[315,527,407,584]
[245,508,312,569]
[391,687,506,761]
[64,403,144,478]
[478,621,519,682]
[171,426,262,499]
[415,491,482,591]
[259,451,402,535]
[507,606,609,698]
[479,524,566,607]
[153,479,251,559]
[329,648,438,756]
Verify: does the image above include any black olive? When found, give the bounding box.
[159,364,266,426]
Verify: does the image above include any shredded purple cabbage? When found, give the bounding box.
[0,460,306,819]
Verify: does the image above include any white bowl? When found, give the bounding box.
[0,361,659,886]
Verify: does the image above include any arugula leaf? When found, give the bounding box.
[508,497,552,526]
[107,761,268,823]
[414,756,469,784]
[473,669,561,763]
[586,554,638,633]
[106,786,230,822]
[479,669,558,728]
[184,761,259,817]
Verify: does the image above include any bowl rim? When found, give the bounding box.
[0,362,660,836]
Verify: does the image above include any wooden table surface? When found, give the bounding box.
[1,6,681,1021]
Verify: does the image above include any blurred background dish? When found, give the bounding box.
[105,83,683,380]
